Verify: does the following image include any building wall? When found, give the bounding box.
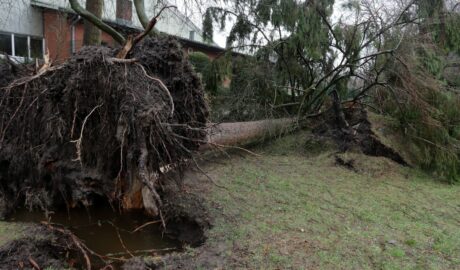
[0,1,223,62]
[43,10,115,62]
[43,9,219,63]
[31,0,209,43]
[0,1,43,37]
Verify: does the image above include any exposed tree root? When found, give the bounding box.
[0,36,209,220]
[312,106,408,165]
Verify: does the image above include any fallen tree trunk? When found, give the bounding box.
[202,118,297,150]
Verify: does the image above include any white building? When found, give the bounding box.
[0,0,221,61]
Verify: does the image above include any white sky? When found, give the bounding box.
[171,1,228,47]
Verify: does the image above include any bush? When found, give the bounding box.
[188,51,225,95]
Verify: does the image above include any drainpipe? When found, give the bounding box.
[70,15,81,54]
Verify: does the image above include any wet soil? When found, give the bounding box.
[9,206,180,256]
[0,187,211,269]
[0,225,82,269]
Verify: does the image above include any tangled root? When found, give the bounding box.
[0,36,209,215]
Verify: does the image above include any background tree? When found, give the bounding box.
[204,0,415,120]
[83,0,104,45]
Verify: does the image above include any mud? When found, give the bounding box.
[0,187,212,269]
[0,225,82,269]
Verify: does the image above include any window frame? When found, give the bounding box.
[0,31,45,62]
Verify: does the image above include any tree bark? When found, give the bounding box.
[69,0,126,45]
[133,0,149,30]
[331,89,349,131]
[83,0,104,45]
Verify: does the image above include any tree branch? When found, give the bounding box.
[133,5,176,45]
[133,0,153,33]
[69,0,126,45]
[117,5,176,58]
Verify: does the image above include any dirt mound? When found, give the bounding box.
[0,36,209,216]
[162,192,211,246]
[312,107,407,165]
[0,225,82,269]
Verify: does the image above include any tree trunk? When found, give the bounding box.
[331,89,349,131]
[70,0,126,45]
[438,3,447,48]
[202,118,296,150]
[133,0,159,36]
[83,0,104,45]
[133,0,149,30]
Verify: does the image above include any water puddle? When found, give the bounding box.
[9,206,181,257]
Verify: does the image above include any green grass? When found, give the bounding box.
[194,131,460,269]
[0,222,31,246]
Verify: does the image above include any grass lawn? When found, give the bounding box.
[185,132,460,269]
[0,222,31,247]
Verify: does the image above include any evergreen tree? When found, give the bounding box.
[204,0,412,117]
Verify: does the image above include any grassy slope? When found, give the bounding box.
[188,132,460,270]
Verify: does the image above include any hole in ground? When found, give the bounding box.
[8,204,181,257]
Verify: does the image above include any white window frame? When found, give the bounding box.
[0,32,44,62]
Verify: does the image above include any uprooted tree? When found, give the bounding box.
[203,0,460,182]
[0,1,209,218]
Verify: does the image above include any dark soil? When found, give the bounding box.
[0,225,82,269]
[162,191,211,247]
[335,155,358,172]
[0,36,209,216]
[312,107,408,165]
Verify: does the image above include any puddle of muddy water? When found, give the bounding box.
[9,206,181,256]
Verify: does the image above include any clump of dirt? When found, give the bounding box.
[0,60,26,88]
[335,155,357,171]
[334,152,403,177]
[0,225,82,269]
[162,191,212,247]
[312,107,407,165]
[0,36,209,217]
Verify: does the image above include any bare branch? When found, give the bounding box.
[116,5,176,58]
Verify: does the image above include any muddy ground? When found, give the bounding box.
[0,190,211,269]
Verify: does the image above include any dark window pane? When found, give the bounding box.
[14,35,28,57]
[30,38,43,59]
[0,33,12,55]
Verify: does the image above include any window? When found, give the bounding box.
[30,38,43,59]
[189,31,195,41]
[0,33,12,55]
[14,35,28,57]
[0,32,43,60]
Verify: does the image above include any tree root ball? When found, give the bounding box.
[0,36,209,215]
